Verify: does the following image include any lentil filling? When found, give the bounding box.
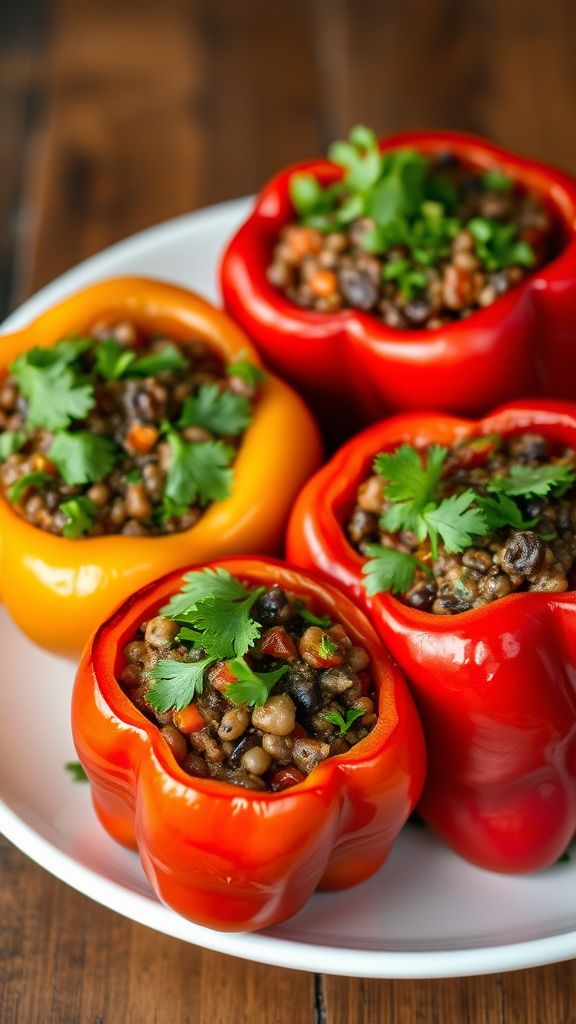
[120,569,377,792]
[0,321,262,537]
[347,431,576,614]
[268,127,559,330]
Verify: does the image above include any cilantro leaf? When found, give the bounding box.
[375,444,447,508]
[324,707,365,735]
[11,354,94,430]
[290,173,327,216]
[226,353,267,388]
[165,431,234,507]
[424,490,488,557]
[9,471,52,504]
[65,761,88,782]
[48,431,118,486]
[225,656,289,707]
[362,544,424,596]
[147,656,213,712]
[179,383,251,437]
[186,589,264,659]
[94,339,136,380]
[59,496,97,538]
[474,492,538,531]
[162,567,251,619]
[0,430,26,459]
[153,493,192,528]
[129,344,187,377]
[488,463,576,498]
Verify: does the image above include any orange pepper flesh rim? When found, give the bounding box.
[90,556,404,804]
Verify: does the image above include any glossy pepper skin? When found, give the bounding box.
[220,131,576,429]
[286,402,576,873]
[0,278,322,655]
[71,556,426,932]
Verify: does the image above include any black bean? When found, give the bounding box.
[405,579,437,611]
[255,585,291,627]
[502,531,546,577]
[338,268,379,311]
[282,663,321,714]
[403,298,432,326]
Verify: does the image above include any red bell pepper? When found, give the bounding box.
[72,557,425,931]
[220,131,576,430]
[286,402,576,873]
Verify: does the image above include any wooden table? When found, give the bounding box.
[2,1,576,1020]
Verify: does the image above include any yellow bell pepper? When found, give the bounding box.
[0,277,322,654]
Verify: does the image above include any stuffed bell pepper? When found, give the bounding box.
[72,556,426,931]
[221,127,576,431]
[287,401,576,873]
[0,277,322,654]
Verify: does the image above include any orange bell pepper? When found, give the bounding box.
[71,557,426,931]
[0,277,322,654]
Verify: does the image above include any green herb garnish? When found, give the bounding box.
[11,349,95,431]
[146,569,270,711]
[129,344,187,377]
[59,496,97,538]
[48,431,118,486]
[94,339,137,380]
[324,707,365,735]
[288,125,535,284]
[65,761,88,782]
[488,463,576,498]
[164,429,234,508]
[0,431,26,459]
[9,471,52,504]
[362,544,429,596]
[179,382,251,437]
[226,353,267,388]
[148,655,214,712]
[225,657,289,708]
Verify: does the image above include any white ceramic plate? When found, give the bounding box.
[2,199,576,980]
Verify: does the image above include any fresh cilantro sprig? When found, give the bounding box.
[48,431,119,486]
[65,760,88,782]
[324,707,365,735]
[362,545,431,596]
[94,339,187,380]
[164,427,234,508]
[179,383,251,437]
[288,125,535,285]
[161,566,249,618]
[11,349,95,430]
[9,470,52,504]
[145,569,279,712]
[488,463,576,498]
[161,567,264,659]
[59,496,97,538]
[0,430,26,459]
[225,657,289,708]
[148,655,214,712]
[226,352,267,388]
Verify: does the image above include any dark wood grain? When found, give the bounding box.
[3,0,576,1021]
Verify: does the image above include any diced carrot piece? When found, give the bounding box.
[173,704,205,734]
[309,270,338,298]
[125,424,159,454]
[208,660,237,693]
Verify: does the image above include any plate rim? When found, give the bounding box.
[1,198,576,979]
